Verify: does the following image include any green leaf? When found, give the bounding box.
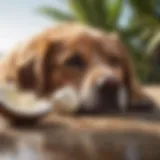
[106,0,123,26]
[118,24,143,39]
[37,6,76,21]
[147,30,160,54]
[68,0,91,23]
[68,0,108,29]
[88,0,108,28]
[128,0,156,15]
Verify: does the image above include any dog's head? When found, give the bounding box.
[14,23,154,114]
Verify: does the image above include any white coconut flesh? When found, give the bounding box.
[0,84,80,117]
[51,86,79,114]
[0,83,52,117]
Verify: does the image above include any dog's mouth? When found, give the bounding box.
[76,86,128,115]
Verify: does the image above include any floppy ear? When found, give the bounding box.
[15,38,63,96]
[15,39,46,91]
[120,42,157,112]
[17,58,37,90]
[34,40,63,96]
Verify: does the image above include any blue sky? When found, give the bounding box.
[0,0,130,52]
[0,0,68,51]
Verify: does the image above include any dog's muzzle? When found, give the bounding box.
[76,76,128,115]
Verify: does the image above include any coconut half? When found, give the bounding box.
[0,83,52,118]
[51,86,79,114]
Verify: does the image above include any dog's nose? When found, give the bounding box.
[96,76,119,91]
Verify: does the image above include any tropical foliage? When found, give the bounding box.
[37,0,160,83]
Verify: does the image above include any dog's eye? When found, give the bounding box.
[108,56,120,67]
[64,54,86,69]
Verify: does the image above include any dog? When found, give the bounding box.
[0,22,157,117]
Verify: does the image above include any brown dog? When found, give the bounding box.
[0,23,160,160]
[0,23,157,116]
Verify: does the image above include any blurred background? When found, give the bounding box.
[0,0,160,84]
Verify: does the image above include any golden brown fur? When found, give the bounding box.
[0,22,157,115]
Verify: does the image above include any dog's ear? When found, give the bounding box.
[34,40,63,96]
[119,41,157,112]
[16,38,63,96]
[0,44,30,85]
[17,58,37,90]
[15,39,45,91]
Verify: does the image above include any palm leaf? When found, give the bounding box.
[88,0,108,29]
[147,31,160,54]
[37,6,76,21]
[106,0,123,27]
[68,0,90,23]
[128,0,156,15]
[68,0,108,29]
